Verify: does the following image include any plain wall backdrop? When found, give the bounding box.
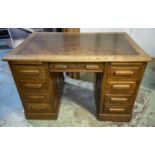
[81,28,155,58]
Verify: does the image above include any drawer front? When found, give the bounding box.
[12,65,46,80]
[19,81,48,92]
[109,66,142,80]
[104,105,131,114]
[26,103,51,113]
[49,63,103,72]
[104,94,133,105]
[23,92,50,102]
[77,63,103,70]
[107,82,136,93]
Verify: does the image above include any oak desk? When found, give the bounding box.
[3,32,152,122]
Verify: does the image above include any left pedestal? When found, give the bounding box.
[9,61,64,120]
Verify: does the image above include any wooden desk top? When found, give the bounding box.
[3,32,152,62]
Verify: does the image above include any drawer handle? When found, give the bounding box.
[20,70,40,75]
[86,64,100,70]
[112,84,130,89]
[28,95,45,99]
[54,64,68,69]
[30,105,48,110]
[24,83,43,89]
[114,71,134,76]
[109,108,125,112]
[110,97,128,102]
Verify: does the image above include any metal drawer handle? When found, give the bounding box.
[20,70,40,75]
[110,97,128,102]
[54,64,68,69]
[109,108,125,112]
[86,64,100,69]
[114,70,134,76]
[112,84,130,89]
[24,83,43,89]
[28,95,45,99]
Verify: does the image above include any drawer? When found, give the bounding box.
[23,92,50,102]
[109,66,142,80]
[76,63,103,70]
[107,81,136,93]
[49,63,103,72]
[19,81,48,92]
[12,65,46,80]
[104,105,131,114]
[26,103,51,113]
[104,94,133,105]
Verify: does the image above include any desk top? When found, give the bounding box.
[4,32,152,62]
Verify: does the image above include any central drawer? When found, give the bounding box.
[49,63,104,72]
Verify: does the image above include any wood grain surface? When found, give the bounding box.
[3,32,152,62]
[4,32,152,122]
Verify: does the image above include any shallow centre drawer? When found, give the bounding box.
[12,65,46,80]
[49,63,103,72]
